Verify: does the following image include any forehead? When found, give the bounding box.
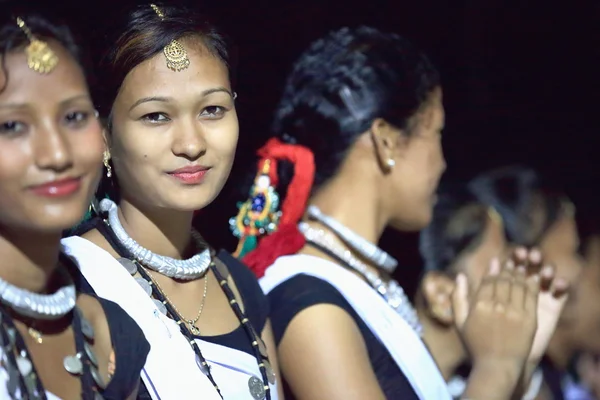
[0,41,87,105]
[117,39,230,102]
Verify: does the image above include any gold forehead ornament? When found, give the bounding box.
[149,4,190,72]
[15,17,59,74]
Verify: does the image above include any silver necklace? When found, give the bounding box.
[306,205,398,273]
[299,222,422,336]
[100,199,211,280]
[0,274,75,321]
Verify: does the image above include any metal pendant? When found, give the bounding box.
[197,358,210,376]
[263,360,276,384]
[135,277,152,296]
[6,327,16,348]
[84,342,98,367]
[91,366,107,389]
[188,323,200,335]
[80,315,95,341]
[117,258,138,275]
[25,373,42,399]
[248,375,266,400]
[27,327,43,344]
[152,299,167,315]
[16,355,32,376]
[63,354,83,375]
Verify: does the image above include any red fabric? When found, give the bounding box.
[242,137,316,278]
[256,138,315,225]
[242,223,306,278]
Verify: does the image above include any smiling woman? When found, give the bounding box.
[61,3,282,400]
[0,9,148,400]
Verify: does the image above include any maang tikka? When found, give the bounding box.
[15,17,59,74]
[149,4,190,72]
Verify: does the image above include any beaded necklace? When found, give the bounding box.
[99,220,274,400]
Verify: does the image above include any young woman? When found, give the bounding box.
[418,182,568,399]
[470,166,600,399]
[230,27,565,399]
[61,3,282,400]
[0,11,148,399]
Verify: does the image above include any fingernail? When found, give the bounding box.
[529,249,542,263]
[515,247,527,259]
[490,258,500,274]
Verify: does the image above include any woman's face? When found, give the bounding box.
[110,38,238,211]
[390,88,446,231]
[0,41,103,233]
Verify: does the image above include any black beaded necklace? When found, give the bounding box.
[0,302,106,400]
[97,219,274,400]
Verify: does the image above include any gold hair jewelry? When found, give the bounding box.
[103,150,112,178]
[149,4,190,72]
[15,17,58,74]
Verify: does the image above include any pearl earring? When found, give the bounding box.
[386,159,396,168]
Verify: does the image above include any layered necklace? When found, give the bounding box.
[100,199,275,400]
[0,257,106,399]
[300,206,422,336]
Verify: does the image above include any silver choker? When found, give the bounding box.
[299,222,422,336]
[0,272,76,320]
[306,205,398,273]
[100,199,211,280]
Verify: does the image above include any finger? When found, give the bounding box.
[524,273,540,312]
[540,264,555,291]
[489,257,501,276]
[512,246,528,265]
[511,265,527,309]
[452,273,469,328]
[527,247,543,275]
[494,262,514,304]
[551,277,570,299]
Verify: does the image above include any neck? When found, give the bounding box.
[0,226,62,293]
[118,197,195,259]
[418,308,466,380]
[309,174,387,245]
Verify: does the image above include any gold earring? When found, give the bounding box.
[103,151,112,178]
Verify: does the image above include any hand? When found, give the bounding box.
[453,257,539,368]
[512,247,569,364]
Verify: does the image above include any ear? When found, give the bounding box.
[421,271,455,325]
[369,118,405,172]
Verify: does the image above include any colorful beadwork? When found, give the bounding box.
[230,160,281,258]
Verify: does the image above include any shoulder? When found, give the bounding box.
[267,274,356,344]
[216,250,269,332]
[93,297,150,398]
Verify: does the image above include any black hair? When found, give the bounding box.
[420,184,489,272]
[469,165,567,248]
[93,2,233,119]
[91,2,233,203]
[269,26,440,201]
[0,10,83,94]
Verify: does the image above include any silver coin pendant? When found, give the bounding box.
[248,375,266,400]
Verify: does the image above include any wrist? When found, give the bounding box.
[464,359,524,400]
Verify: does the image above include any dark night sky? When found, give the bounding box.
[7,0,600,291]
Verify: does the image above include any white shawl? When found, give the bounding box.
[260,254,450,400]
[61,236,279,400]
